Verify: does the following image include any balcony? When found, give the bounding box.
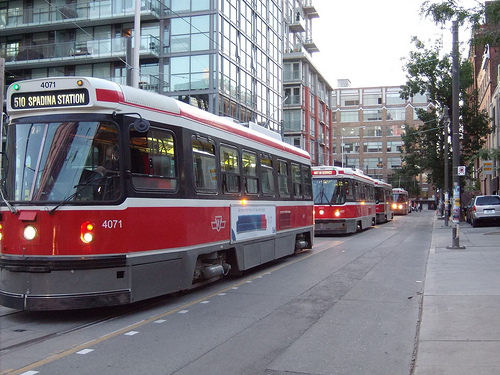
[5,35,161,69]
[288,13,305,33]
[303,39,319,54]
[0,0,160,37]
[303,3,319,19]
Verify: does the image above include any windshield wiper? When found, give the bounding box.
[48,173,106,214]
[0,183,17,214]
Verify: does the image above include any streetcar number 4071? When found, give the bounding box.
[102,220,123,229]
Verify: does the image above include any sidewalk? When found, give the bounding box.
[414,216,500,374]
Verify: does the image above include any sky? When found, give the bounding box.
[309,0,480,88]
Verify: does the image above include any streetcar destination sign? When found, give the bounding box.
[11,89,90,109]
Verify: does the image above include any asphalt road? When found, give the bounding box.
[0,211,433,375]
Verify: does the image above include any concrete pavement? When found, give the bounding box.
[414,215,500,374]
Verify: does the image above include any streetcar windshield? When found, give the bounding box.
[393,193,407,203]
[2,121,120,203]
[312,178,345,205]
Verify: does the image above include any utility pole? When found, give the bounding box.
[448,20,465,249]
[132,0,141,88]
[443,105,450,227]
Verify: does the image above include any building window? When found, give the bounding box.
[386,91,405,105]
[342,127,362,137]
[340,111,358,123]
[412,93,428,104]
[386,141,403,153]
[387,125,404,136]
[345,157,359,169]
[364,125,382,137]
[284,62,300,81]
[340,90,359,106]
[309,116,315,137]
[285,87,301,105]
[364,142,383,153]
[343,142,359,153]
[362,109,382,121]
[283,110,302,132]
[387,157,402,169]
[363,90,382,105]
[386,107,406,121]
[364,157,384,169]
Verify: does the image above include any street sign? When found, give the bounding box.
[457,166,466,176]
[482,160,493,175]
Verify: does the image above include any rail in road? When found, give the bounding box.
[1,211,435,375]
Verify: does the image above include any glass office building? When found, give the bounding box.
[1,0,284,132]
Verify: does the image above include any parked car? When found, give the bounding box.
[470,195,500,227]
[464,197,475,223]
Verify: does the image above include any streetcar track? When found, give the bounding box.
[0,239,347,375]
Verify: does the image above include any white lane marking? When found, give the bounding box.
[124,331,139,336]
[76,349,94,355]
[178,310,189,314]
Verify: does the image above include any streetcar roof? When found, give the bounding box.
[311,166,375,184]
[7,77,311,162]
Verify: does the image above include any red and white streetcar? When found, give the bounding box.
[0,77,314,310]
[312,166,376,235]
[392,188,411,215]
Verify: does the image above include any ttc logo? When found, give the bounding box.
[211,216,226,232]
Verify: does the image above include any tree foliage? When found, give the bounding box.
[397,1,492,192]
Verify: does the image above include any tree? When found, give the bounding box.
[398,1,492,193]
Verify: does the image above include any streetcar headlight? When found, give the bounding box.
[23,225,37,241]
[319,209,324,215]
[392,203,397,209]
[398,204,403,210]
[0,223,3,241]
[80,221,95,244]
[334,210,341,217]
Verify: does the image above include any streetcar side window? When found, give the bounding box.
[130,129,177,190]
[302,165,312,199]
[291,163,301,198]
[345,179,355,202]
[220,145,240,194]
[242,150,259,195]
[192,138,217,192]
[260,155,274,196]
[277,160,290,197]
